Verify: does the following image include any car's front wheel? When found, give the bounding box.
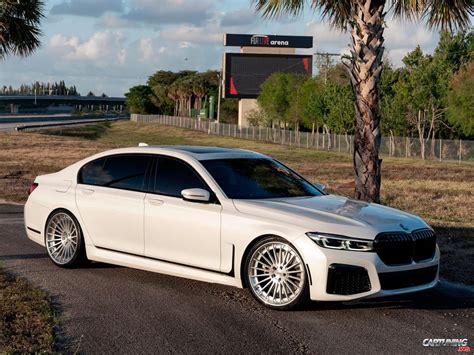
[45,210,87,268]
[245,236,308,310]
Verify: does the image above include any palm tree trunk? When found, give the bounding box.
[348,0,385,203]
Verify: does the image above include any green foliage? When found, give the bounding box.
[145,69,221,118]
[324,83,354,133]
[150,84,174,115]
[258,72,291,124]
[147,71,183,87]
[285,73,308,127]
[299,78,327,129]
[380,30,473,139]
[246,108,271,127]
[125,85,158,114]
[380,63,407,135]
[325,63,350,85]
[447,62,474,137]
[219,98,239,124]
[258,72,354,134]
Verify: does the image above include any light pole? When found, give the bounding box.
[217,70,222,123]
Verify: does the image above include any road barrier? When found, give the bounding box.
[15,117,126,132]
[131,114,473,163]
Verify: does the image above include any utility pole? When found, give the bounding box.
[314,52,340,85]
[217,70,222,123]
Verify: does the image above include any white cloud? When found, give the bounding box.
[384,19,436,49]
[138,38,154,61]
[306,21,349,51]
[49,31,128,65]
[98,13,138,28]
[160,23,223,44]
[49,34,80,48]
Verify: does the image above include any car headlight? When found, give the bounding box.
[306,233,374,252]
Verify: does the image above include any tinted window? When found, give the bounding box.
[79,155,152,192]
[201,158,322,199]
[79,158,107,185]
[154,157,207,197]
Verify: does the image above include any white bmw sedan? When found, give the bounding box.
[24,145,439,310]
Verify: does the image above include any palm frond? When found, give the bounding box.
[390,0,473,31]
[253,0,306,18]
[391,0,427,20]
[8,0,45,25]
[0,0,44,58]
[423,0,473,31]
[313,0,352,30]
[253,0,352,29]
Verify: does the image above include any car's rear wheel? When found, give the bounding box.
[245,236,308,310]
[45,210,87,268]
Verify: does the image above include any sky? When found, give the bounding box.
[1,0,444,97]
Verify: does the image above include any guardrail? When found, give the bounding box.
[131,114,473,163]
[15,117,126,132]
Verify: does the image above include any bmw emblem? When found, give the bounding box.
[400,224,410,231]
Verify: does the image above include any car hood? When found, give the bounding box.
[232,195,428,240]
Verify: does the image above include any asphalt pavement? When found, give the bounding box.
[0,203,472,354]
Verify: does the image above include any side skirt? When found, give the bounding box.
[85,244,243,289]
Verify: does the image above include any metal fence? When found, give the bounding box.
[131,114,474,163]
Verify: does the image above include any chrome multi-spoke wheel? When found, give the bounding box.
[247,239,307,309]
[45,211,84,267]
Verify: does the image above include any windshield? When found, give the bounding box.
[201,158,322,199]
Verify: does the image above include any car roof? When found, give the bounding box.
[105,145,267,161]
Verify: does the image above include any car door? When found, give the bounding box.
[144,156,222,271]
[75,154,153,255]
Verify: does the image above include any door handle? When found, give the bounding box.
[147,198,164,206]
[79,188,95,195]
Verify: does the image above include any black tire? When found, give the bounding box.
[244,236,309,310]
[44,209,88,268]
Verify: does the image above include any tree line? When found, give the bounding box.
[250,31,473,159]
[1,81,80,96]
[125,70,238,122]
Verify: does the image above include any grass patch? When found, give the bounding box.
[0,268,56,352]
[41,121,112,140]
[0,120,473,285]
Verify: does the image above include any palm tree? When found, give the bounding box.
[167,84,180,116]
[192,78,206,111]
[254,0,472,203]
[0,0,44,59]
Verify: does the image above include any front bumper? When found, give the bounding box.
[293,235,440,302]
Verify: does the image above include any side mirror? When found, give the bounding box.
[181,188,211,203]
[314,183,326,192]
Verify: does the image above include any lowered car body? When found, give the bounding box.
[24,145,439,309]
